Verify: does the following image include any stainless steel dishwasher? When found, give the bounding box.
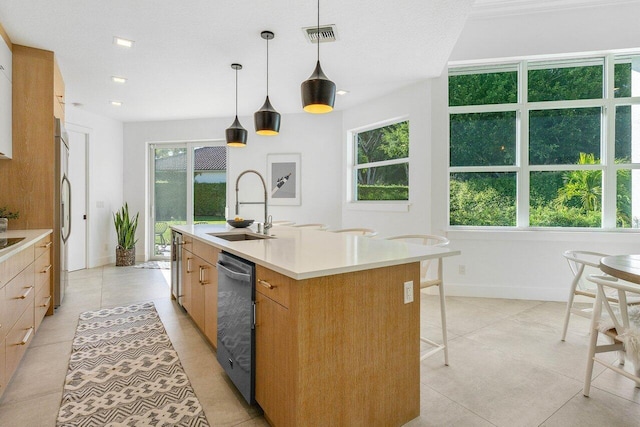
[216,251,256,404]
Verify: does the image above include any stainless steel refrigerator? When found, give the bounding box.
[54,117,71,308]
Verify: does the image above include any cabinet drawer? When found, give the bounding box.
[256,265,292,308]
[34,245,52,291]
[193,239,220,264]
[5,304,34,381]
[4,263,35,331]
[34,233,52,260]
[4,244,34,284]
[34,286,51,332]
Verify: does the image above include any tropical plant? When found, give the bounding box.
[554,153,601,211]
[113,203,139,250]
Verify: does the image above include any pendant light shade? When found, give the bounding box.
[226,63,248,147]
[255,31,281,135]
[301,0,335,114]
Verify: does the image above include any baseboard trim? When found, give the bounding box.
[434,283,566,302]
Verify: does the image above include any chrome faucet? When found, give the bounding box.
[235,170,268,226]
[264,215,273,234]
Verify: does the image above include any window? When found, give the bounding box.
[351,120,409,202]
[449,55,640,229]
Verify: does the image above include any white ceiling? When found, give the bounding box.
[0,0,629,123]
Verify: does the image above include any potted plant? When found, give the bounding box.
[0,206,19,233]
[113,203,139,266]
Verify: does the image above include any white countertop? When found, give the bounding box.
[0,229,53,263]
[172,224,460,280]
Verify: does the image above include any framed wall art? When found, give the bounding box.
[267,153,301,205]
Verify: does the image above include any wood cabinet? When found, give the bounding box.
[254,262,421,427]
[0,45,64,231]
[181,237,220,348]
[0,232,51,399]
[34,234,52,329]
[0,33,12,159]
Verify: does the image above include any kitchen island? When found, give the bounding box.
[171,224,460,427]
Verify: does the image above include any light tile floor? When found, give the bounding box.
[1,265,639,426]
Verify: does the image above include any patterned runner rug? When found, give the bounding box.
[57,302,210,426]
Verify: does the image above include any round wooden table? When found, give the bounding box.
[599,254,640,285]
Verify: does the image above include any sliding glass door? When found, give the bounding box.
[150,142,227,258]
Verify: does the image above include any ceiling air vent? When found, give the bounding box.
[302,25,338,43]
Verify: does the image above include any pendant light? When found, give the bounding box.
[300,0,336,114]
[226,63,248,147]
[254,31,281,135]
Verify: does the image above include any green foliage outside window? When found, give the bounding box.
[355,121,409,201]
[449,57,638,228]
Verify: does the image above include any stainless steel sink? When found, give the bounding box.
[207,232,273,241]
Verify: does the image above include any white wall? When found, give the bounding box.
[123,112,342,260]
[341,81,434,237]
[65,106,124,268]
[432,3,640,301]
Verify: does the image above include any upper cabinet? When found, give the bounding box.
[0,36,12,159]
[53,60,64,122]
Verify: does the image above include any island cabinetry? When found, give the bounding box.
[181,237,220,348]
[255,262,420,427]
[255,266,295,427]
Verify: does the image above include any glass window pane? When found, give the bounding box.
[450,112,516,167]
[529,107,601,165]
[449,172,516,226]
[154,147,187,256]
[356,121,409,164]
[528,63,603,101]
[193,146,227,224]
[615,105,632,160]
[530,171,602,227]
[616,169,640,228]
[449,71,517,106]
[615,63,632,98]
[356,164,408,201]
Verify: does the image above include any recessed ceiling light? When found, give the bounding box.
[109,100,123,106]
[113,37,134,48]
[336,90,350,96]
[111,76,127,84]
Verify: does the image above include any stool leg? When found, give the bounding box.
[439,283,449,366]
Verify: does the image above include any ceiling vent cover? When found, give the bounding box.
[303,25,338,43]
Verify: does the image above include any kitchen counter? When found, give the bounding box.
[171,224,460,279]
[0,229,53,263]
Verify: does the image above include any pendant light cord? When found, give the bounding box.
[266,36,269,96]
[316,0,320,62]
[235,67,238,116]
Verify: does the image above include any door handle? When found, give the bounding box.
[199,265,209,285]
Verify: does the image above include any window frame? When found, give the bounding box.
[346,116,411,211]
[448,53,640,231]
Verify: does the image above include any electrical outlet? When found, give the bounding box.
[404,281,414,304]
[459,264,466,275]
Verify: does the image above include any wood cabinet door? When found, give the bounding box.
[203,249,219,347]
[181,248,193,313]
[255,292,294,426]
[189,254,208,331]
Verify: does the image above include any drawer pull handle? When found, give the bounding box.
[199,265,209,285]
[41,241,53,248]
[186,257,193,273]
[42,264,53,273]
[40,296,52,307]
[18,287,33,299]
[258,279,275,290]
[18,327,34,345]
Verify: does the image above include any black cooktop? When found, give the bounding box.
[0,237,25,250]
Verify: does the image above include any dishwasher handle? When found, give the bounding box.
[217,262,252,283]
